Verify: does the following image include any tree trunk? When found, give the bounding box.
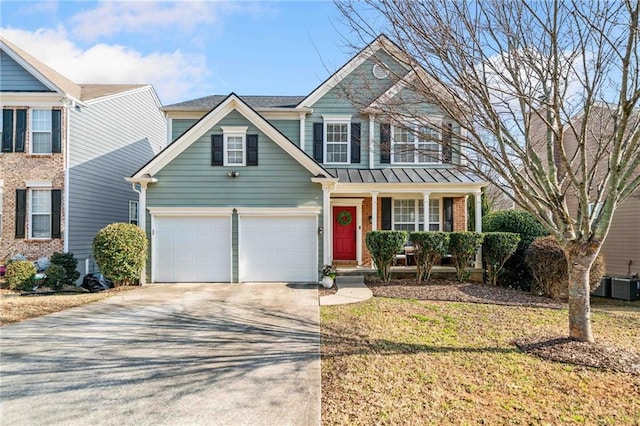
[565,242,597,342]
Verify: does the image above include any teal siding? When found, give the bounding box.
[147,110,324,282]
[0,51,52,92]
[171,119,198,141]
[267,119,300,146]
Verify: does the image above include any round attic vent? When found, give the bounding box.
[372,63,390,79]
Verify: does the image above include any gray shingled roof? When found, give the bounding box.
[163,95,306,110]
[326,168,484,184]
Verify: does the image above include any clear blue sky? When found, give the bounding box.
[0,1,365,104]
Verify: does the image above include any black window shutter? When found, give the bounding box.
[313,122,323,162]
[444,198,454,232]
[442,122,452,163]
[380,123,391,164]
[15,189,27,239]
[51,190,62,238]
[351,123,361,163]
[211,134,223,166]
[247,134,258,166]
[381,197,392,230]
[2,109,14,152]
[15,109,27,152]
[51,109,62,153]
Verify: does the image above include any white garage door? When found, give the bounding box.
[239,215,317,282]
[154,216,231,282]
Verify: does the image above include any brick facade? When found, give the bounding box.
[453,196,468,231]
[0,107,66,261]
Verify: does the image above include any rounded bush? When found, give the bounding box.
[50,252,80,286]
[4,260,36,291]
[483,232,521,286]
[410,231,449,281]
[44,264,67,291]
[482,210,548,290]
[525,236,605,300]
[366,231,407,282]
[93,223,148,286]
[449,232,484,282]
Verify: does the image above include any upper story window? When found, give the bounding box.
[391,124,441,164]
[31,109,52,154]
[221,126,247,166]
[324,117,351,164]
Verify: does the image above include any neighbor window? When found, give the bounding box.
[393,199,440,232]
[31,109,52,154]
[30,189,51,238]
[324,121,350,164]
[129,200,139,226]
[391,124,441,164]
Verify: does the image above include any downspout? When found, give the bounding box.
[130,181,148,284]
[62,99,73,252]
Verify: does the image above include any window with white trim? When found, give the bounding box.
[129,200,139,226]
[31,109,52,154]
[222,126,247,166]
[0,110,3,149]
[391,124,441,164]
[393,199,441,232]
[30,189,51,238]
[324,121,350,164]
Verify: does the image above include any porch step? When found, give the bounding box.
[320,275,372,306]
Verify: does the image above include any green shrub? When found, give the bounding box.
[93,223,148,286]
[50,252,80,286]
[366,231,408,282]
[449,232,484,282]
[410,231,449,282]
[482,210,548,290]
[44,264,67,291]
[525,236,605,300]
[5,260,36,291]
[483,232,521,286]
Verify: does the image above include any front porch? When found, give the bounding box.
[334,264,485,282]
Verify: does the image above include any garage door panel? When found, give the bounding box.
[155,216,231,282]
[240,215,317,282]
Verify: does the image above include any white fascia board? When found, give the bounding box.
[147,207,233,216]
[236,207,321,216]
[134,94,328,178]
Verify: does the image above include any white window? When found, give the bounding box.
[324,120,350,164]
[31,109,52,154]
[129,200,139,226]
[393,199,441,232]
[391,124,441,164]
[30,189,51,238]
[222,126,247,166]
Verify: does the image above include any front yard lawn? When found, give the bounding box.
[321,292,640,424]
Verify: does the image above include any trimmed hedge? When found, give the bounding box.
[366,231,408,282]
[482,210,548,290]
[483,232,521,286]
[410,231,449,282]
[4,260,36,291]
[50,252,80,286]
[449,232,484,282]
[525,236,606,300]
[44,264,67,291]
[93,223,148,286]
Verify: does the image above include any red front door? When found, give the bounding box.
[333,206,357,260]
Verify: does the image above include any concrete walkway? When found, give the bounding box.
[319,276,372,306]
[1,283,320,426]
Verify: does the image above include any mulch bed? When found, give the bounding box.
[364,277,640,375]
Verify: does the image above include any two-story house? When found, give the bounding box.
[0,36,167,276]
[128,35,486,283]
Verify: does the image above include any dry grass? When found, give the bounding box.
[0,287,135,326]
[321,297,640,425]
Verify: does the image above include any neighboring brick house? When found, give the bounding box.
[0,36,167,276]
[128,35,487,283]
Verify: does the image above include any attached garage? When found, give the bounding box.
[239,213,318,282]
[153,214,231,282]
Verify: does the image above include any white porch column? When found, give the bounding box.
[423,191,431,231]
[323,185,332,265]
[368,115,375,169]
[299,113,306,151]
[371,191,378,231]
[475,191,483,268]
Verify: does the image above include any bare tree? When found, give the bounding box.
[336,0,640,342]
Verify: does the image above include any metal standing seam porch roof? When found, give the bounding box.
[326,168,484,184]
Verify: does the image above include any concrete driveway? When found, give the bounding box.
[0,283,320,426]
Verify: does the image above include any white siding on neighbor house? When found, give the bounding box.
[67,88,167,272]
